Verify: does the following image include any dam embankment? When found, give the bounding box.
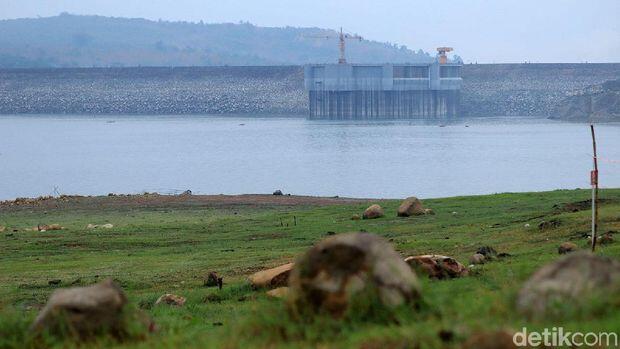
[1,64,618,117]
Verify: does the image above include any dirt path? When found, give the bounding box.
[0,193,375,212]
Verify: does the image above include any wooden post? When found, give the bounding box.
[590,124,599,252]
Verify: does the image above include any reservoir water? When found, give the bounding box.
[0,115,618,200]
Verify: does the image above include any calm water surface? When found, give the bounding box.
[0,115,618,200]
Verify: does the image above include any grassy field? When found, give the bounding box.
[1,189,619,348]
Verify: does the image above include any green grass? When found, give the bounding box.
[1,189,620,348]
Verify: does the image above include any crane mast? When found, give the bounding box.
[303,27,362,64]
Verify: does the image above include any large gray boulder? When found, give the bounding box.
[517,253,620,317]
[288,233,420,318]
[31,279,128,337]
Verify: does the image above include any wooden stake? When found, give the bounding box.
[590,124,599,252]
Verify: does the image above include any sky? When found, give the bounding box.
[2,0,619,63]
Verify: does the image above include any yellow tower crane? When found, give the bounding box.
[303,27,363,64]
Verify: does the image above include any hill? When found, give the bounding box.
[0,13,434,68]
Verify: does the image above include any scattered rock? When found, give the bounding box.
[469,253,486,265]
[362,204,384,219]
[462,330,518,349]
[37,224,63,232]
[248,262,294,289]
[288,232,420,318]
[517,253,620,317]
[155,294,186,307]
[272,190,283,196]
[350,214,361,221]
[423,208,435,215]
[0,225,5,232]
[180,190,192,196]
[31,279,128,338]
[538,219,561,230]
[48,279,62,286]
[204,271,222,288]
[558,242,578,254]
[437,329,454,342]
[524,223,530,228]
[87,223,114,229]
[266,287,289,299]
[598,231,614,245]
[397,197,425,217]
[404,255,468,279]
[476,246,498,259]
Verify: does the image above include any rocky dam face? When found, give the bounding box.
[1,64,619,119]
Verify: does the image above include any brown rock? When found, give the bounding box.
[598,231,614,245]
[517,253,620,317]
[204,271,221,288]
[351,214,361,221]
[362,204,384,219]
[266,287,289,299]
[397,197,425,217]
[404,255,468,279]
[155,294,186,307]
[31,279,127,337]
[423,208,435,215]
[288,233,420,318]
[558,242,578,254]
[37,224,63,231]
[469,253,486,265]
[0,225,5,232]
[249,262,294,289]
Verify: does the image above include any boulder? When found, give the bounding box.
[0,225,5,232]
[350,214,361,221]
[397,197,425,217]
[404,255,468,279]
[155,294,186,307]
[37,224,62,231]
[423,208,435,215]
[517,253,620,317]
[87,223,114,229]
[362,204,384,219]
[204,271,222,288]
[598,231,614,245]
[538,219,561,230]
[469,253,486,265]
[558,242,578,254]
[288,233,420,318]
[476,246,498,259]
[273,190,283,196]
[266,287,289,299]
[249,262,294,289]
[31,279,127,337]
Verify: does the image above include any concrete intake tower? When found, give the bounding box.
[304,61,462,119]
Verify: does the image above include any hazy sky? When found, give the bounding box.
[2,0,619,63]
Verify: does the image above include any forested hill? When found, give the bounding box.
[0,13,435,68]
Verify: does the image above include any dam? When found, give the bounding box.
[304,61,462,120]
